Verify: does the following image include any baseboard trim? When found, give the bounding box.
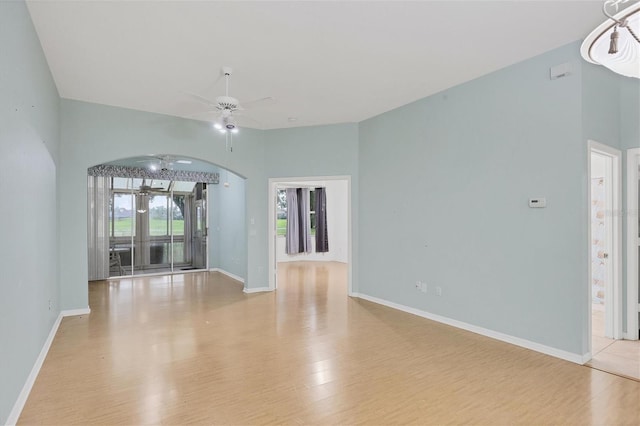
[209,268,245,284]
[6,307,90,425]
[61,307,91,317]
[351,293,585,365]
[243,286,272,294]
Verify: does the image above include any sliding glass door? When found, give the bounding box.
[107,178,207,276]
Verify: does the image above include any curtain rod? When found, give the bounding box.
[276,184,325,189]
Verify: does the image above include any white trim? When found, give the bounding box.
[267,175,353,295]
[243,286,272,294]
[209,268,245,284]
[6,308,90,426]
[626,148,639,340]
[351,293,586,365]
[588,141,623,352]
[61,307,91,317]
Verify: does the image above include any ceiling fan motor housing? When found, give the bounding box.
[216,95,239,111]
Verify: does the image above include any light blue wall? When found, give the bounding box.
[619,77,640,151]
[582,63,622,149]
[618,74,640,329]
[359,43,588,355]
[209,171,247,279]
[59,99,266,308]
[264,124,360,290]
[0,1,60,423]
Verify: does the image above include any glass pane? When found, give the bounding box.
[171,195,185,236]
[149,179,170,190]
[112,193,135,237]
[132,178,144,190]
[172,241,185,264]
[112,177,130,190]
[277,189,287,236]
[149,195,168,236]
[150,242,170,265]
[173,181,196,193]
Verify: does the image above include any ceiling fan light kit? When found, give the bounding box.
[191,65,274,152]
[581,0,640,79]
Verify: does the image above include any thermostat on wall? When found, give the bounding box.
[529,198,547,208]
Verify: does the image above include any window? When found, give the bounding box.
[276,188,316,236]
[276,189,287,236]
[110,193,135,237]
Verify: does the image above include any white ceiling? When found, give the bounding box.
[26,1,613,130]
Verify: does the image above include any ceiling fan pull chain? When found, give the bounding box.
[609,25,619,53]
[625,24,640,44]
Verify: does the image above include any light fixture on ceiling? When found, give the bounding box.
[191,66,274,153]
[581,0,640,79]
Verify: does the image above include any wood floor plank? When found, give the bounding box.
[18,262,640,425]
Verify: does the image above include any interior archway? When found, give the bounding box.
[87,154,247,280]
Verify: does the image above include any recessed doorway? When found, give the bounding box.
[585,141,638,378]
[87,155,221,280]
[268,176,352,295]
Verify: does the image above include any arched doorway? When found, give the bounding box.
[87,154,243,279]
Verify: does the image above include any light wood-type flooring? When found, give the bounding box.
[19,262,640,424]
[588,303,640,380]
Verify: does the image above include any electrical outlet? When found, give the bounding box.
[436,286,442,296]
[421,282,428,293]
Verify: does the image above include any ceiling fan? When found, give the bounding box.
[137,183,166,195]
[189,66,274,151]
[136,155,192,172]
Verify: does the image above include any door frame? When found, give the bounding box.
[588,140,623,350]
[626,148,640,340]
[268,175,352,294]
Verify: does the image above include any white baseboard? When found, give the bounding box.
[61,307,91,317]
[352,292,586,365]
[243,286,272,294]
[6,308,90,426]
[209,268,245,284]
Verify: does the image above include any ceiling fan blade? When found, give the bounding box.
[186,92,218,108]
[240,96,275,110]
[201,73,225,96]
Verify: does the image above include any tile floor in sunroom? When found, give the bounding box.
[588,303,640,380]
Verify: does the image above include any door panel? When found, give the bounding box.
[192,183,207,270]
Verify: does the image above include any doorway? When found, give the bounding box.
[268,176,352,294]
[626,148,640,341]
[586,141,633,376]
[87,156,224,281]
